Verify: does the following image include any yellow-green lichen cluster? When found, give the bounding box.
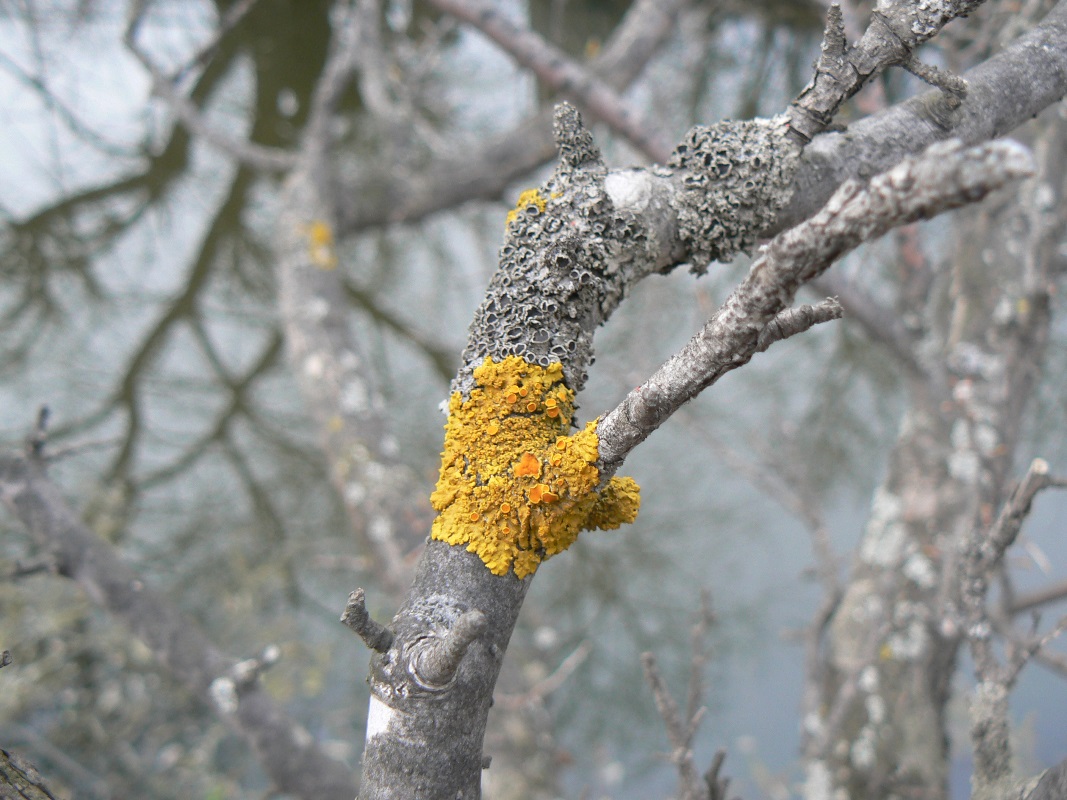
[505,188,549,227]
[431,356,640,578]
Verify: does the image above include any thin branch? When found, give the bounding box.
[343,278,456,381]
[426,0,673,163]
[178,0,263,78]
[597,139,1034,476]
[335,0,687,231]
[755,297,843,352]
[961,459,1067,797]
[642,651,707,800]
[641,595,720,800]
[809,271,940,388]
[494,641,592,711]
[0,450,358,800]
[123,8,296,172]
[1010,579,1067,616]
[341,588,395,653]
[788,0,982,143]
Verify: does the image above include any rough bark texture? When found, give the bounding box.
[777,2,1067,233]
[357,102,803,797]
[0,750,60,800]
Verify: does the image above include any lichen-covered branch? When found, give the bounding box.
[596,139,1034,477]
[788,0,984,143]
[335,0,688,234]
[0,749,61,800]
[776,1,1067,233]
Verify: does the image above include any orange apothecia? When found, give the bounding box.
[429,356,640,577]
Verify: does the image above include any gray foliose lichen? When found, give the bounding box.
[455,107,801,397]
[454,104,658,398]
[668,114,801,275]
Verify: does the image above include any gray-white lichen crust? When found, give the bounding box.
[669,114,800,275]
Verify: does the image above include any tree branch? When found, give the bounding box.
[0,450,359,800]
[596,139,1034,476]
[427,0,674,163]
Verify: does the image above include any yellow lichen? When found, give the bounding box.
[505,189,549,227]
[304,220,338,269]
[430,356,640,578]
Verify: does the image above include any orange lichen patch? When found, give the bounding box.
[430,355,641,577]
[515,452,541,478]
[519,387,529,398]
[505,188,549,227]
[304,219,338,269]
[546,407,560,418]
[526,401,538,413]
[487,421,500,435]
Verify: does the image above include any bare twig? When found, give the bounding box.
[495,641,592,711]
[642,651,707,800]
[641,594,721,800]
[123,7,296,172]
[341,588,395,653]
[755,297,843,352]
[424,0,674,163]
[961,459,1067,797]
[178,0,262,78]
[1010,579,1067,616]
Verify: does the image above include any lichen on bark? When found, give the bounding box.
[669,115,800,274]
[430,356,639,578]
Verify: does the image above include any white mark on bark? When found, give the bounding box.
[366,695,395,740]
[304,354,325,379]
[604,170,652,213]
[949,449,981,482]
[851,725,877,769]
[887,619,928,660]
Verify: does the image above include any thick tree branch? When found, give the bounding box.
[336,0,688,232]
[596,139,1034,476]
[776,1,1067,232]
